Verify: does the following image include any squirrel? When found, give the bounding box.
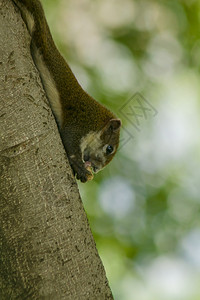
[13,0,121,183]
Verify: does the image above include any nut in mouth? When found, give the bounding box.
[84,161,94,181]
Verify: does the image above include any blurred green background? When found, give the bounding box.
[42,0,200,299]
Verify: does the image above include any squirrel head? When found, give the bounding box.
[80,119,121,176]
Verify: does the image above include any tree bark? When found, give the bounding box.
[0,1,113,299]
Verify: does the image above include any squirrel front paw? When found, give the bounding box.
[69,158,93,183]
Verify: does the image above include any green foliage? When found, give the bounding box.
[42,0,200,299]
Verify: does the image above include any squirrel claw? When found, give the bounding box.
[76,168,92,183]
[70,160,93,183]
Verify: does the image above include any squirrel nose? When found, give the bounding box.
[84,153,90,162]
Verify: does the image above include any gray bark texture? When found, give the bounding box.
[0,1,114,299]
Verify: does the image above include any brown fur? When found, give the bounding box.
[13,0,121,182]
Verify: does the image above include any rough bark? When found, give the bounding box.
[0,1,113,299]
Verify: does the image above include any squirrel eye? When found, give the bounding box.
[106,145,113,155]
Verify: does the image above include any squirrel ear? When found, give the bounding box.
[109,119,122,132]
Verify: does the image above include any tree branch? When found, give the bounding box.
[0,1,113,298]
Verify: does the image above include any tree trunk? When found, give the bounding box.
[0,1,113,299]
